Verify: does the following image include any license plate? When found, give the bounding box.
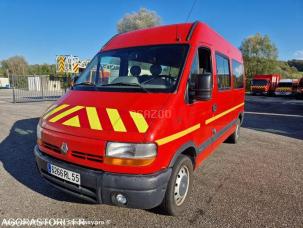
[47,163,81,185]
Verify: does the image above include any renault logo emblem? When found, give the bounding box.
[60,142,68,154]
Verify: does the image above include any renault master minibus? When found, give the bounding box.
[35,21,245,215]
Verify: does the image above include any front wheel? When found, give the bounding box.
[160,155,193,216]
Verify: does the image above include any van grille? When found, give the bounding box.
[42,141,61,154]
[71,151,103,163]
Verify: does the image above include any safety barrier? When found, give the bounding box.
[10,75,71,103]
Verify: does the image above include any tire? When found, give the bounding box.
[226,118,241,144]
[159,155,193,216]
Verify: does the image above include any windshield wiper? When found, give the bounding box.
[73,81,97,90]
[102,82,149,93]
[74,81,96,86]
[74,82,97,87]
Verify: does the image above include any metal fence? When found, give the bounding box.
[10,75,71,103]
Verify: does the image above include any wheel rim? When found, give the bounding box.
[236,123,240,139]
[174,165,190,206]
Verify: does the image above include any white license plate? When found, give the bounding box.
[47,163,81,185]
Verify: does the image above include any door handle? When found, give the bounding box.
[212,104,217,112]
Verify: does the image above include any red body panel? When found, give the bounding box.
[39,22,245,175]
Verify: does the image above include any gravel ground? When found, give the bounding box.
[0,92,302,227]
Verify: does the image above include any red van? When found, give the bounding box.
[35,21,245,215]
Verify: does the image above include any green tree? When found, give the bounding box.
[1,56,28,76]
[288,59,303,72]
[240,33,278,89]
[117,8,161,33]
[28,64,56,75]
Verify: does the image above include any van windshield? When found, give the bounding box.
[73,44,189,93]
[278,82,292,87]
[252,79,268,86]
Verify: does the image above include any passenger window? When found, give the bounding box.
[190,47,212,78]
[198,48,212,74]
[232,60,244,88]
[215,54,231,90]
[187,47,212,101]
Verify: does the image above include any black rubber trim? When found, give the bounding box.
[198,118,238,153]
[186,21,199,41]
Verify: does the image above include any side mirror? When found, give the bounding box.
[189,73,212,101]
[71,75,79,87]
[72,75,79,83]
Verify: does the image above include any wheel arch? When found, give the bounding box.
[168,141,198,169]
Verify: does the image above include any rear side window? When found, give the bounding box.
[216,54,230,90]
[232,60,244,88]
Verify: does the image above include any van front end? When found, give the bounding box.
[34,41,190,211]
[34,145,171,208]
[33,89,178,209]
[251,79,270,95]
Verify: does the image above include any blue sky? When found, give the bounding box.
[0,0,302,64]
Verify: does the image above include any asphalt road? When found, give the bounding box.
[0,93,302,227]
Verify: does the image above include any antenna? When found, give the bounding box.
[186,0,198,22]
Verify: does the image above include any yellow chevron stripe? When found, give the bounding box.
[49,106,84,123]
[43,104,69,120]
[86,107,102,130]
[205,102,244,125]
[62,116,80,127]
[106,108,126,132]
[129,111,149,133]
[155,124,200,146]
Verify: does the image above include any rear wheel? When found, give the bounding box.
[226,118,241,144]
[160,155,193,216]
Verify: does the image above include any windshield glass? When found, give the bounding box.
[278,82,292,87]
[252,79,268,86]
[74,45,189,92]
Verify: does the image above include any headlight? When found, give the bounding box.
[37,122,42,140]
[105,142,157,166]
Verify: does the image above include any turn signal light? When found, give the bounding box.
[104,157,155,166]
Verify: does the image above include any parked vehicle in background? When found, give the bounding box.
[295,77,303,99]
[275,79,296,96]
[292,79,299,95]
[34,21,245,216]
[0,77,10,88]
[251,74,280,96]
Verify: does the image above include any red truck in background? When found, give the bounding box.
[251,74,281,96]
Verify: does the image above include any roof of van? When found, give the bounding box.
[101,21,242,62]
[279,79,293,83]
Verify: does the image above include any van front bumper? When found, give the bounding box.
[34,145,171,209]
